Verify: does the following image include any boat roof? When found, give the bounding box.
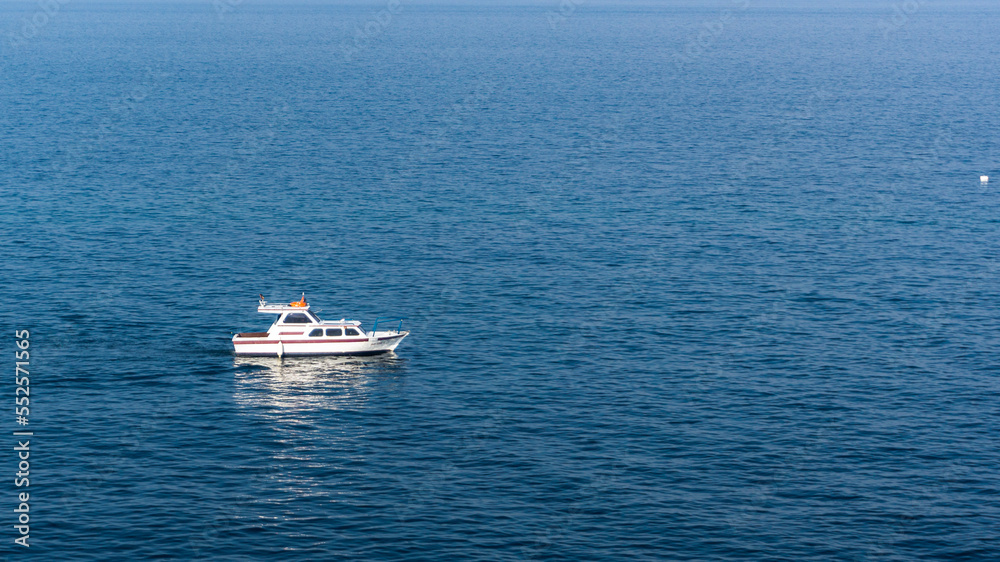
[258,295,311,313]
[256,296,361,326]
[258,303,310,313]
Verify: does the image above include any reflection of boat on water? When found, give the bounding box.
[232,294,408,357]
[233,354,405,412]
[231,354,406,506]
[233,354,403,380]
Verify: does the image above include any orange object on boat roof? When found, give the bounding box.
[289,293,308,307]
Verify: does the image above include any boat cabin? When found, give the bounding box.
[257,296,366,335]
[274,311,365,334]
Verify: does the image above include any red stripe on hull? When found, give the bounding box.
[233,338,370,345]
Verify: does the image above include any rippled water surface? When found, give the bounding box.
[2,1,999,559]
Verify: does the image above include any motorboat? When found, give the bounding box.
[232,294,408,357]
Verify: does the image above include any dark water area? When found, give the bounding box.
[1,1,998,559]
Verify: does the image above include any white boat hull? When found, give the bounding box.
[233,331,408,357]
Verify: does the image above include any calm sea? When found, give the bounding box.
[1,1,998,559]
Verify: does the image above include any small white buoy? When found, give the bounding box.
[982,175,989,183]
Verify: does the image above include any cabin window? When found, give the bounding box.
[309,329,323,337]
[283,313,311,324]
[344,328,360,336]
[325,328,343,337]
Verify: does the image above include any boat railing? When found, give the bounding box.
[372,317,406,334]
[258,303,309,312]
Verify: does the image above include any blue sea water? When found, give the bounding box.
[2,1,999,559]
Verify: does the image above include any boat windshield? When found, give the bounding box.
[283,312,318,324]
